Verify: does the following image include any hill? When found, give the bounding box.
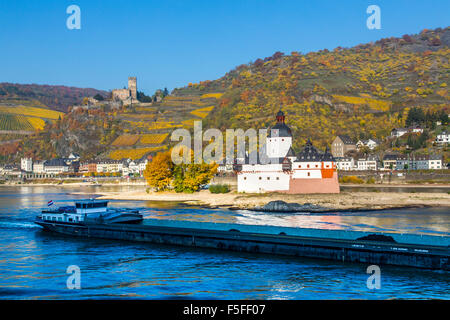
[0,83,109,112]
[14,93,220,161]
[2,27,449,164]
[173,27,450,152]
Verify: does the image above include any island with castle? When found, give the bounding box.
[235,110,340,194]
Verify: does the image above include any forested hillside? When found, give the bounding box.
[174,27,450,152]
[0,83,108,112]
[1,27,449,164]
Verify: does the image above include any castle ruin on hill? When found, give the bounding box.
[111,77,138,103]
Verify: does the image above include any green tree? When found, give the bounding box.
[172,159,218,193]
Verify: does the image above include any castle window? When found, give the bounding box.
[282,139,284,141]
[244,177,247,180]
[276,177,279,180]
[259,177,262,180]
[267,177,270,180]
[307,164,310,168]
[315,165,318,168]
[307,172,310,177]
[298,165,301,168]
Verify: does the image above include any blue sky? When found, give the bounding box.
[0,0,448,94]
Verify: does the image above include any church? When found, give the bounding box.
[234,110,340,194]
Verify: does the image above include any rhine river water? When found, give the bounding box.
[0,185,448,299]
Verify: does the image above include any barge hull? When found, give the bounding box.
[37,221,450,270]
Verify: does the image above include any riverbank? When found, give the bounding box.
[95,189,450,211]
[0,182,146,187]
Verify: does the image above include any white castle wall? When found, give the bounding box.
[238,163,290,193]
[266,137,292,158]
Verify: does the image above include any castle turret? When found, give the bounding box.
[266,109,293,158]
[128,77,137,100]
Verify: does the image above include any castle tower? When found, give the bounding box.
[128,77,137,100]
[266,110,293,158]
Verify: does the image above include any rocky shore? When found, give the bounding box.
[95,189,450,212]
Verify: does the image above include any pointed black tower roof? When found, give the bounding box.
[321,145,335,162]
[296,139,321,161]
[268,108,292,138]
[286,146,296,157]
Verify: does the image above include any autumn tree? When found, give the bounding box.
[172,160,218,193]
[143,150,218,193]
[143,151,174,191]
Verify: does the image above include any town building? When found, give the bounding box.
[356,138,380,150]
[331,135,356,157]
[335,157,355,171]
[436,132,449,144]
[0,164,22,176]
[393,155,442,170]
[357,156,378,171]
[382,154,399,170]
[235,111,339,194]
[21,158,33,172]
[43,159,69,175]
[427,155,442,170]
[32,161,46,174]
[391,128,408,138]
[410,126,424,134]
[96,160,123,173]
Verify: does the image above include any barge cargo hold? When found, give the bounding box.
[35,218,450,270]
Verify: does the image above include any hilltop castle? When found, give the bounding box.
[235,111,340,194]
[112,77,138,103]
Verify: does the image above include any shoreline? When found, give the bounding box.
[93,189,450,212]
[1,182,449,212]
[1,182,449,188]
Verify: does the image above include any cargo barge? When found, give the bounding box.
[35,207,450,270]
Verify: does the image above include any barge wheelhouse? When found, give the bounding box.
[37,199,143,226]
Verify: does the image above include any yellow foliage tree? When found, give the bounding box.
[143,151,174,191]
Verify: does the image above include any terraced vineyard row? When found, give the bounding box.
[139,133,169,144]
[109,146,167,160]
[106,93,222,159]
[112,133,169,146]
[190,106,215,118]
[112,134,140,147]
[1,105,64,120]
[0,113,34,131]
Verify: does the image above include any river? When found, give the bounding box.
[0,186,448,299]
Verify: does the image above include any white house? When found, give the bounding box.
[357,156,378,171]
[33,161,46,174]
[138,159,148,173]
[391,128,408,138]
[128,160,140,175]
[335,157,355,171]
[356,139,379,150]
[21,158,33,172]
[411,126,424,134]
[428,156,442,170]
[436,132,449,144]
[44,159,69,174]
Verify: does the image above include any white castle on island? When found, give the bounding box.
[234,110,340,194]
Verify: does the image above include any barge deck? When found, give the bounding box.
[36,218,450,270]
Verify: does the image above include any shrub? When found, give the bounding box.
[366,177,376,184]
[339,176,364,184]
[209,184,230,193]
